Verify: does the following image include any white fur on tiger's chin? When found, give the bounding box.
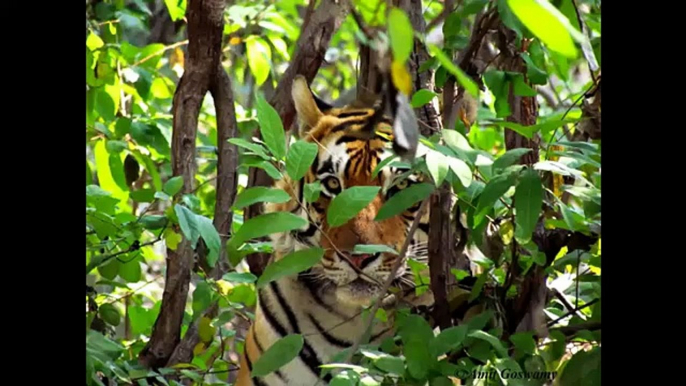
[334,280,382,308]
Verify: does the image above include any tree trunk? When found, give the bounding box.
[494,20,546,339]
[138,0,230,369]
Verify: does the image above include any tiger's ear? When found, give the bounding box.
[292,75,333,137]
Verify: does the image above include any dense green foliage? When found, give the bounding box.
[86,0,601,385]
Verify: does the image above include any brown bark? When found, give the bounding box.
[428,183,458,329]
[245,0,348,275]
[148,0,184,45]
[406,0,442,135]
[166,66,241,369]
[494,20,545,339]
[167,303,219,367]
[496,24,539,164]
[138,0,229,369]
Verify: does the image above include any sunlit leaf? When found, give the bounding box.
[257,247,324,287]
[251,334,304,377]
[246,36,272,86]
[327,187,380,227]
[506,0,584,58]
[387,8,414,63]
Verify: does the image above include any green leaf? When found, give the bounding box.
[483,70,511,118]
[98,303,121,326]
[330,370,360,386]
[192,280,213,317]
[447,157,472,188]
[97,259,120,280]
[228,212,308,248]
[509,332,536,355]
[222,272,258,284]
[534,160,584,179]
[374,356,405,375]
[399,314,435,344]
[140,215,167,230]
[243,158,283,180]
[411,89,439,108]
[514,168,543,243]
[469,270,488,302]
[430,377,454,386]
[251,334,304,377]
[426,149,449,186]
[557,346,600,386]
[432,325,468,356]
[155,191,171,201]
[468,330,508,357]
[511,73,537,96]
[506,0,584,58]
[427,44,479,97]
[474,171,517,226]
[198,316,216,343]
[520,52,548,84]
[246,36,272,86]
[442,129,473,151]
[387,8,414,63]
[255,94,286,160]
[106,140,127,154]
[196,215,221,267]
[163,176,184,196]
[304,182,322,203]
[327,186,380,227]
[164,0,187,21]
[372,154,398,178]
[174,204,201,247]
[404,339,433,379]
[87,330,124,362]
[119,257,142,283]
[94,140,129,206]
[353,244,398,255]
[376,182,434,221]
[233,187,290,209]
[286,140,319,181]
[131,189,155,203]
[227,138,270,159]
[257,247,324,287]
[492,148,532,173]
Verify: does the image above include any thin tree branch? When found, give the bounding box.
[138,0,227,369]
[245,0,349,275]
[341,198,431,364]
[86,224,167,274]
[547,298,599,327]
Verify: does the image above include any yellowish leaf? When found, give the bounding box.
[390,60,412,96]
[170,47,184,70]
[165,228,182,250]
[215,279,234,296]
[198,316,216,343]
[548,144,564,197]
[498,220,514,245]
[193,342,206,356]
[229,36,242,46]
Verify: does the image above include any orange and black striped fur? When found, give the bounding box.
[235,76,435,385]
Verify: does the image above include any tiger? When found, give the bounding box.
[235,75,475,386]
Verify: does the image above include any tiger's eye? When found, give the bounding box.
[324,177,340,190]
[396,179,408,189]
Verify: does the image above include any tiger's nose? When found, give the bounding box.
[341,252,380,269]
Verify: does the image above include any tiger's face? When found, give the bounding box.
[265,76,429,308]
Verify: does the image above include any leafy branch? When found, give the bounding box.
[85,223,168,274]
[341,198,431,365]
